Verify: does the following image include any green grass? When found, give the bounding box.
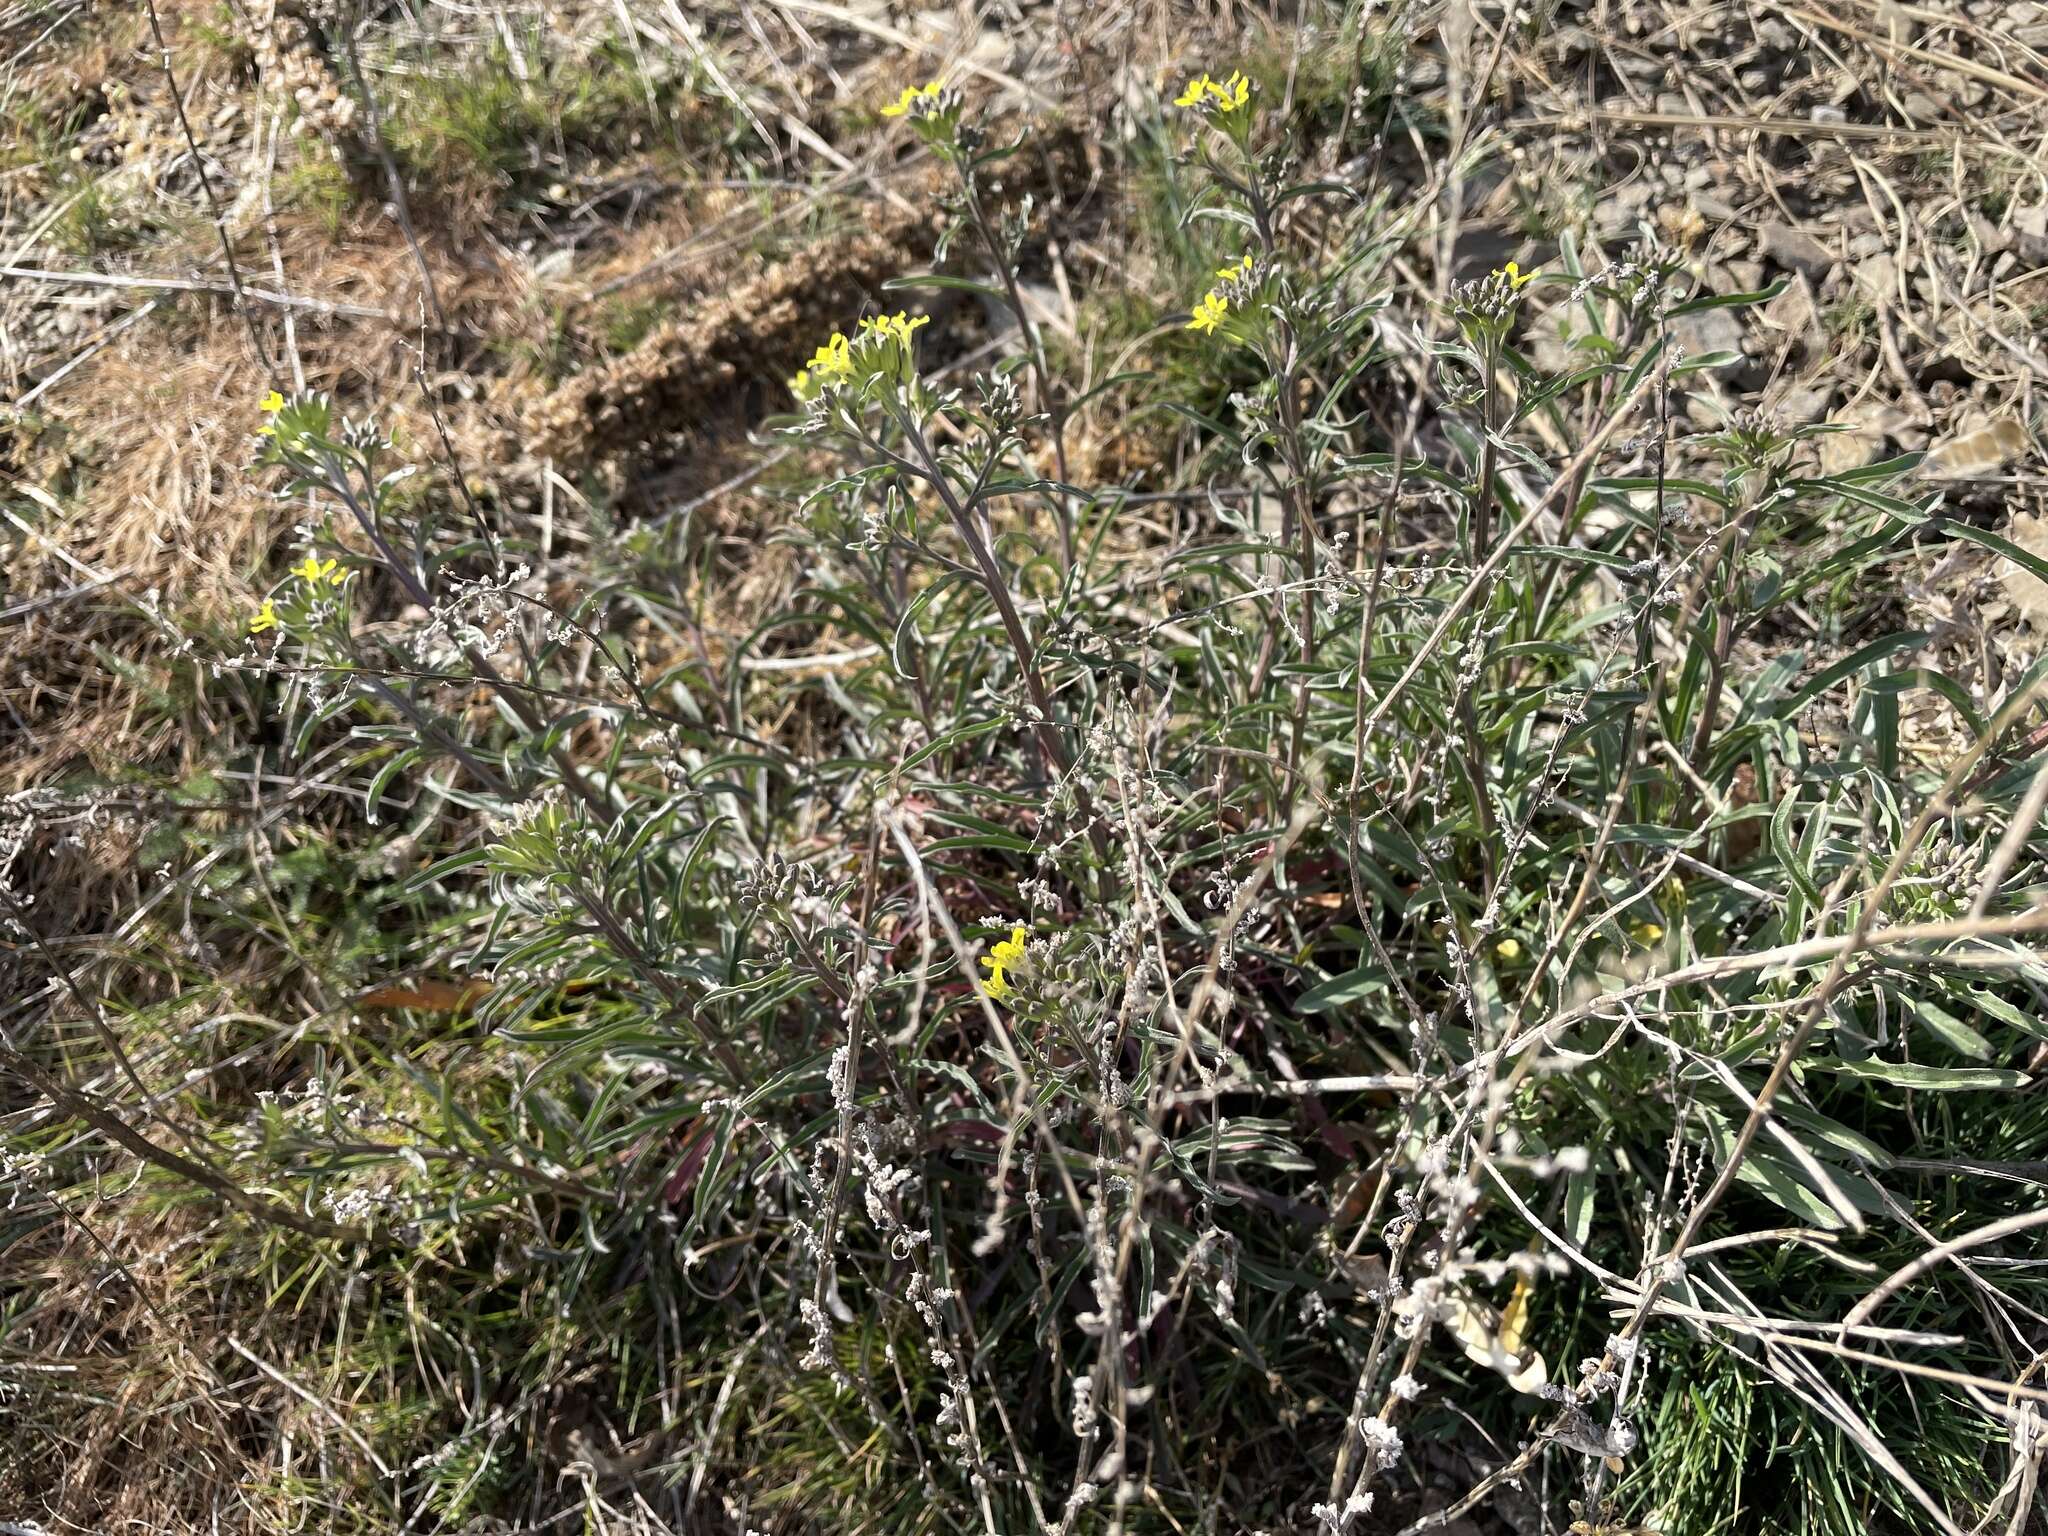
[380,27,727,199]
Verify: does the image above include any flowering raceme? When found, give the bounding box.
[980,924,1028,1004]
[879,79,962,146]
[292,554,347,588]
[790,312,929,401]
[881,81,942,118]
[1174,70,1252,114]
[1187,253,1259,338]
[790,332,854,399]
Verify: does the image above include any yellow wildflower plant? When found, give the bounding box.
[248,599,279,634]
[291,554,346,587]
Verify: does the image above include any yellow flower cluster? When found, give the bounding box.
[1174,70,1251,113]
[1501,260,1537,290]
[1187,253,1254,336]
[249,599,279,634]
[980,924,1028,1004]
[881,81,943,118]
[792,332,853,398]
[790,312,929,399]
[861,311,930,347]
[292,554,348,588]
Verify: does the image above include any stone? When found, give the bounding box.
[1851,252,1900,305]
[1817,399,1915,475]
[1671,304,1745,361]
[1818,420,1882,475]
[1872,0,1918,41]
[1771,377,1836,424]
[1759,223,1836,278]
[1762,275,1820,351]
[2013,205,2048,264]
[1927,415,2030,476]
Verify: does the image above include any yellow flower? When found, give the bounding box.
[260,390,285,414]
[1216,253,1255,283]
[1502,260,1538,289]
[881,81,942,118]
[792,332,855,398]
[1187,290,1229,334]
[1631,921,1665,945]
[1212,70,1251,112]
[860,310,930,348]
[814,333,854,376]
[291,555,344,587]
[248,599,279,634]
[1176,71,1252,113]
[980,925,1028,1003]
[1496,937,1523,961]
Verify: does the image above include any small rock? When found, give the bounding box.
[1851,252,1899,304]
[1927,415,2031,476]
[1873,0,1918,41]
[1670,306,1755,385]
[1762,275,1819,349]
[2013,205,2048,264]
[1819,422,1881,475]
[1771,377,1836,424]
[1759,223,1836,278]
[1997,513,2048,628]
[1818,399,1914,474]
